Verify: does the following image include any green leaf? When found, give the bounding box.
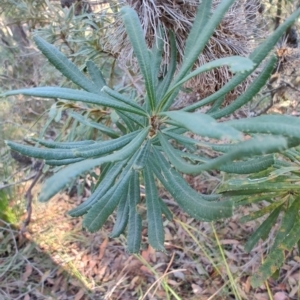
[151,147,232,221]
[82,169,133,233]
[101,86,145,112]
[210,56,276,119]
[121,7,156,110]
[68,161,126,217]
[251,215,300,287]
[133,139,151,170]
[144,164,165,251]
[32,138,95,149]
[69,112,119,138]
[232,194,275,207]
[6,141,80,160]
[175,0,235,84]
[110,192,129,238]
[163,131,211,149]
[159,198,173,221]
[156,31,177,105]
[151,26,164,87]
[219,155,275,174]
[271,196,300,251]
[159,133,285,174]
[220,181,300,196]
[161,56,254,111]
[39,127,149,202]
[73,130,142,158]
[192,135,290,173]
[7,130,137,160]
[68,130,139,158]
[244,205,282,253]
[161,111,243,140]
[3,87,148,116]
[45,157,85,166]
[241,200,285,224]
[227,114,300,139]
[227,166,298,186]
[120,110,145,127]
[167,57,254,108]
[158,132,206,175]
[184,0,212,60]
[207,96,225,114]
[163,130,236,153]
[86,60,106,90]
[127,171,142,253]
[173,148,209,164]
[33,36,98,94]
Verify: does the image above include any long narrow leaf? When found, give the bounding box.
[160,56,254,111]
[33,36,99,93]
[159,198,173,221]
[227,117,300,140]
[151,147,232,221]
[251,216,300,287]
[156,31,177,106]
[82,169,133,232]
[101,86,146,112]
[6,130,137,160]
[121,7,156,110]
[151,26,164,87]
[133,139,151,170]
[144,164,165,251]
[175,0,235,85]
[210,56,276,119]
[6,141,81,160]
[271,196,300,251]
[219,182,300,196]
[86,60,106,90]
[244,205,282,253]
[161,111,243,140]
[69,111,119,138]
[159,133,283,174]
[68,161,126,217]
[127,171,142,253]
[184,0,212,59]
[188,136,290,173]
[72,130,138,157]
[32,138,95,149]
[2,87,148,116]
[110,192,129,238]
[219,156,275,174]
[39,127,149,202]
[118,110,145,128]
[45,157,85,166]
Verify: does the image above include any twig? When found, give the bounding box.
[0,174,36,191]
[253,97,274,116]
[254,79,300,116]
[281,80,300,93]
[21,161,44,233]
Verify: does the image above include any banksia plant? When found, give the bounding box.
[106,0,264,106]
[218,138,300,287]
[2,0,300,286]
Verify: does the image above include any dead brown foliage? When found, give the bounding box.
[105,0,265,107]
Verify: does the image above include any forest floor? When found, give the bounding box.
[1,176,300,300]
